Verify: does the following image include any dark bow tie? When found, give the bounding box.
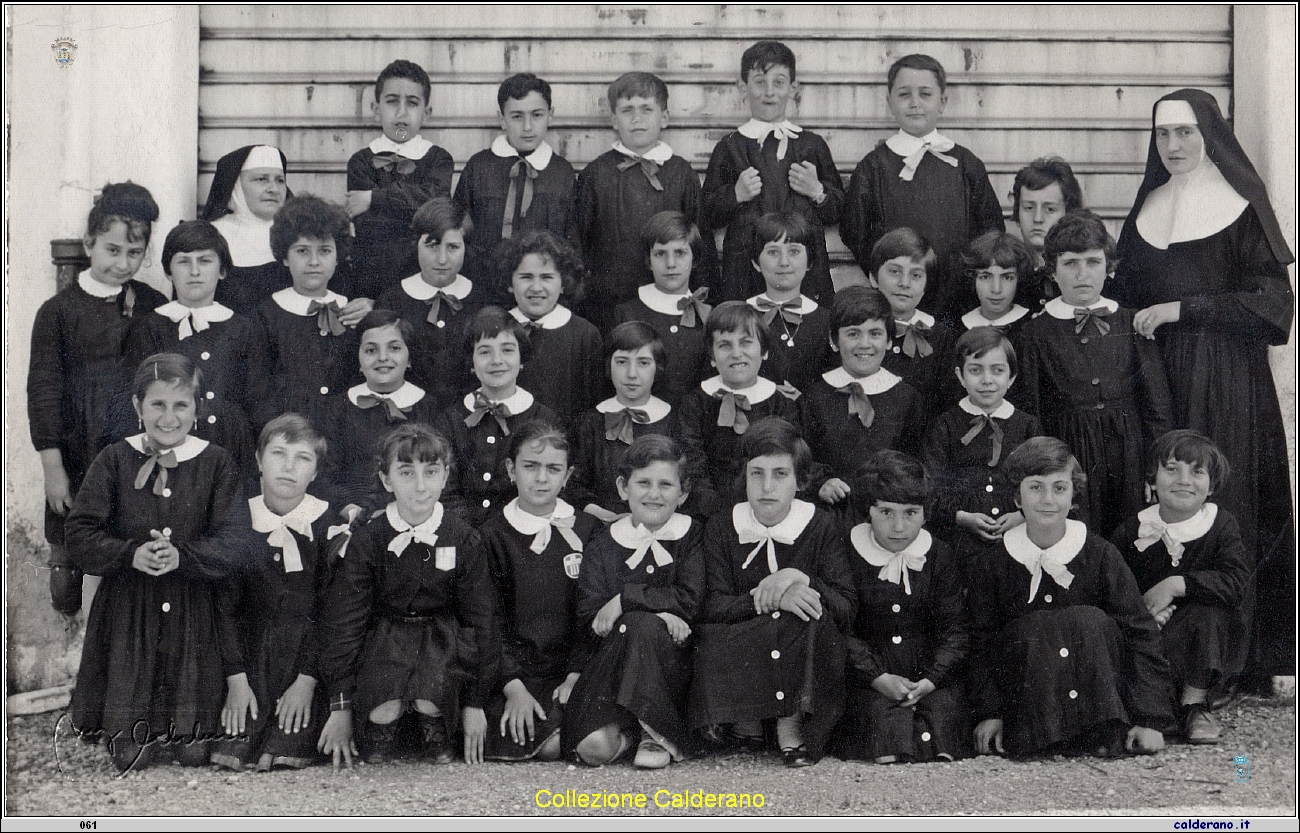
[119,284,136,319]
[306,299,346,337]
[617,154,663,191]
[134,444,178,496]
[961,412,1005,467]
[502,155,538,239]
[836,381,875,428]
[753,296,802,327]
[1073,306,1111,336]
[464,391,512,435]
[372,151,417,176]
[713,389,751,435]
[356,393,408,423]
[424,290,463,324]
[676,288,710,328]
[897,319,933,358]
[604,406,651,445]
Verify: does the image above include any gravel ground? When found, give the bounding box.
[6,696,1295,818]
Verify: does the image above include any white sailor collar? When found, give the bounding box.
[78,270,123,298]
[1044,297,1118,320]
[597,395,671,423]
[250,493,330,533]
[737,118,802,141]
[700,374,777,404]
[370,134,434,160]
[126,433,209,462]
[884,129,955,157]
[613,140,674,164]
[894,308,935,328]
[492,135,554,171]
[611,512,692,548]
[962,305,1029,330]
[747,293,819,315]
[155,300,234,329]
[1004,519,1087,566]
[272,287,349,316]
[463,386,535,415]
[959,396,1016,420]
[733,498,816,539]
[639,283,696,316]
[401,273,472,301]
[503,497,576,535]
[348,381,427,409]
[385,501,444,535]
[850,523,933,563]
[822,366,902,394]
[510,304,572,330]
[1137,503,1217,546]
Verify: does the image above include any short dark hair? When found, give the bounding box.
[357,308,415,348]
[463,305,532,368]
[706,300,769,356]
[507,418,571,464]
[618,433,693,493]
[748,211,813,264]
[258,412,328,461]
[887,53,947,93]
[162,220,233,277]
[640,210,703,265]
[953,326,1019,377]
[851,449,933,517]
[1012,156,1083,217]
[411,197,473,241]
[605,320,667,381]
[739,417,813,490]
[1003,436,1087,503]
[132,352,201,403]
[607,71,669,111]
[270,195,353,264]
[375,422,454,477]
[868,227,937,279]
[375,59,431,107]
[1147,429,1231,495]
[1042,210,1117,273]
[498,72,552,111]
[829,285,895,341]
[87,181,159,245]
[957,230,1035,314]
[741,40,797,83]
[498,229,584,298]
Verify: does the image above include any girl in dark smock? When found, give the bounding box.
[1112,89,1295,683]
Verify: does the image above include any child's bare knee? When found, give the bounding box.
[369,699,404,724]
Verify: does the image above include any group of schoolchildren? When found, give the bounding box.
[30,40,1287,777]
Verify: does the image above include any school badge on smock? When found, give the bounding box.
[51,37,77,68]
[563,552,582,579]
[435,546,456,571]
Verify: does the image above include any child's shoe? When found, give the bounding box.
[633,738,671,769]
[418,714,455,764]
[363,720,401,764]
[1184,704,1221,744]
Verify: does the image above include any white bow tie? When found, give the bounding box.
[737,521,795,574]
[387,503,443,557]
[249,495,326,573]
[888,131,958,182]
[623,524,676,570]
[1136,516,1185,566]
[862,545,927,596]
[530,513,584,555]
[741,118,803,161]
[1005,524,1083,603]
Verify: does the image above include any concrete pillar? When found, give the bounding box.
[5,5,199,692]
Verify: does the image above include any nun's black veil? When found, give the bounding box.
[201,145,292,222]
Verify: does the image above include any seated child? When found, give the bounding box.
[677,301,801,517]
[347,60,455,300]
[570,321,680,523]
[316,423,499,766]
[1111,430,1251,745]
[922,327,1041,568]
[436,306,561,526]
[869,227,959,422]
[801,286,923,508]
[254,195,374,434]
[968,437,1171,759]
[203,145,293,315]
[29,181,167,614]
[614,210,713,409]
[1012,155,1083,305]
[689,417,856,767]
[454,72,577,305]
[836,450,971,764]
[1019,211,1172,536]
[503,230,604,423]
[745,211,833,393]
[66,353,246,771]
[841,53,1004,317]
[212,414,342,772]
[565,435,706,768]
[701,40,843,304]
[376,197,484,411]
[328,309,442,514]
[578,71,706,334]
[480,421,601,761]
[957,231,1035,350]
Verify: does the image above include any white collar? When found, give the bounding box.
[492,135,554,171]
[894,309,935,328]
[1136,149,1249,249]
[962,305,1029,329]
[884,128,956,157]
[822,366,901,395]
[1135,503,1217,561]
[78,270,123,298]
[272,287,348,316]
[597,395,671,423]
[155,301,234,340]
[1003,519,1087,603]
[747,293,818,315]
[249,493,329,573]
[126,433,209,462]
[384,501,445,556]
[639,283,697,316]
[613,140,674,164]
[959,396,1016,420]
[737,118,803,161]
[369,133,434,160]
[611,513,692,548]
[732,499,816,573]
[850,523,932,595]
[700,374,776,404]
[463,386,535,415]
[401,273,472,301]
[1044,297,1118,320]
[348,381,427,408]
[510,304,571,330]
[503,497,584,554]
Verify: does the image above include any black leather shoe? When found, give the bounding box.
[782,745,813,768]
[419,714,455,764]
[364,721,401,764]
